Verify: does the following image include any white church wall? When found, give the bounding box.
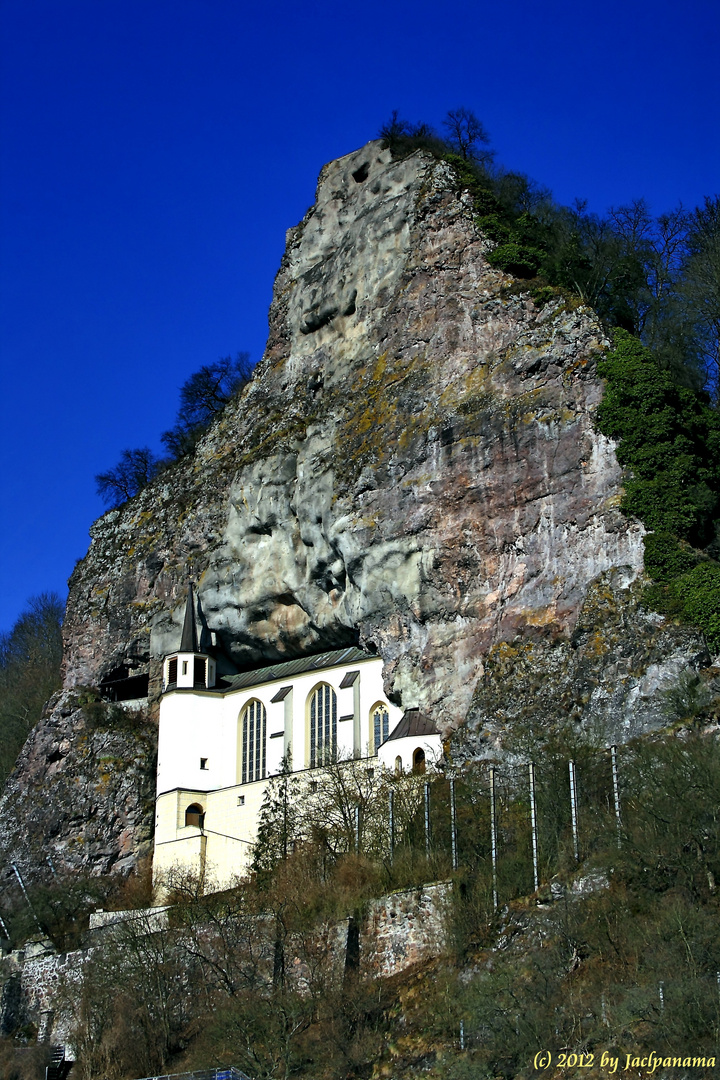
[156,691,234,794]
[377,732,444,775]
[153,653,410,894]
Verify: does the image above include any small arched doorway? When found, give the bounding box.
[185,803,205,829]
[412,747,426,774]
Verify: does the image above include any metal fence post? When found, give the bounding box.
[489,766,498,909]
[388,788,395,862]
[529,761,539,892]
[354,804,361,853]
[424,781,431,856]
[449,777,458,871]
[610,744,622,847]
[568,760,579,861]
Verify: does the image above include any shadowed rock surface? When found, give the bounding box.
[0,690,156,885]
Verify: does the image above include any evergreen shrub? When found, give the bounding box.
[596,330,720,650]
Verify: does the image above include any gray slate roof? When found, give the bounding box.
[179,583,198,653]
[385,707,439,742]
[221,646,372,692]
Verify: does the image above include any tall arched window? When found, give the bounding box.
[241,699,267,784]
[309,683,337,768]
[372,703,390,753]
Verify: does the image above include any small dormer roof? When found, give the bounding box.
[179,583,198,653]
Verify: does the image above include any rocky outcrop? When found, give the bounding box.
[0,691,155,882]
[454,568,711,762]
[62,141,642,729]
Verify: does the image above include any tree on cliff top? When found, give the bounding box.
[442,107,493,164]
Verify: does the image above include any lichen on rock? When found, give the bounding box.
[455,567,711,763]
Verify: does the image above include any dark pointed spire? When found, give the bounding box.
[180,583,198,653]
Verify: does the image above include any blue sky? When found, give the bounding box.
[1,0,719,632]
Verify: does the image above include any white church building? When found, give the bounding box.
[152,586,443,891]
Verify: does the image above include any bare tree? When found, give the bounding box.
[442,107,493,164]
[161,351,253,458]
[682,195,720,395]
[0,592,64,781]
[95,446,165,507]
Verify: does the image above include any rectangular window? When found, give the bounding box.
[194,657,207,687]
[237,795,245,806]
[182,661,188,676]
[200,757,208,770]
[167,657,178,685]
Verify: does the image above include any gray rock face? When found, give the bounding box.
[455,569,711,762]
[63,141,643,733]
[0,691,155,882]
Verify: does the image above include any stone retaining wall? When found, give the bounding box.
[0,882,449,1045]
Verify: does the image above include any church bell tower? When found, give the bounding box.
[162,583,216,691]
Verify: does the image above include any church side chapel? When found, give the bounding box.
[153,585,443,891]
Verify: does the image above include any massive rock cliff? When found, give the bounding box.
[1,139,701,881]
[64,141,643,717]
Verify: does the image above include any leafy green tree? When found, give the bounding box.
[252,754,303,879]
[596,330,720,544]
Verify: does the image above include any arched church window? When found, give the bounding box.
[309,683,337,768]
[395,756,403,775]
[371,703,390,753]
[241,700,267,784]
[185,803,204,828]
[412,747,426,774]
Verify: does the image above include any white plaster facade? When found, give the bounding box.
[153,645,443,893]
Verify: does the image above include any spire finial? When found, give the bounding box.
[180,582,198,653]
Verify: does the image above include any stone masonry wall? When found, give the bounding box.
[0,884,449,1046]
